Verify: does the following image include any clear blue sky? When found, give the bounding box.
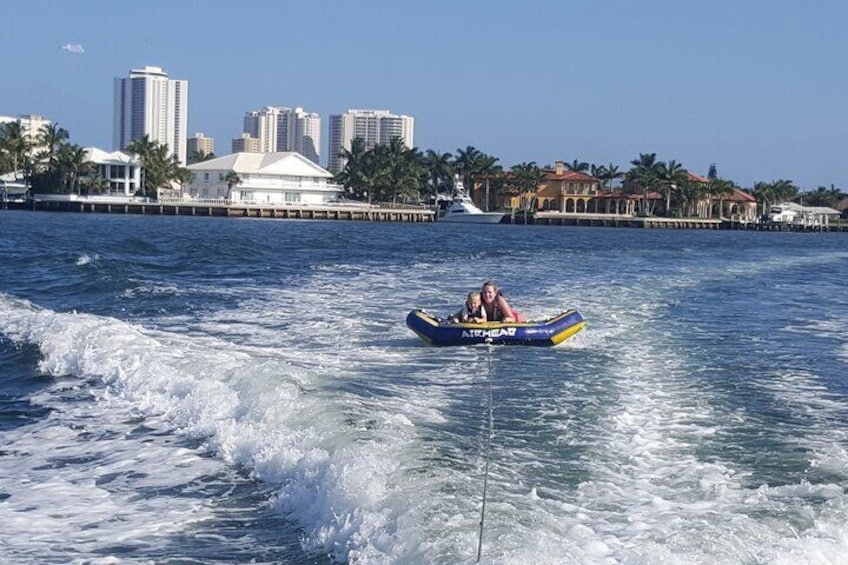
[3,0,846,190]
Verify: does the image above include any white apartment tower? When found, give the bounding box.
[113,66,188,165]
[242,106,321,164]
[327,109,414,173]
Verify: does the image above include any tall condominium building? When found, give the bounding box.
[113,66,188,165]
[231,133,260,153]
[187,133,215,160]
[242,106,321,164]
[327,109,414,173]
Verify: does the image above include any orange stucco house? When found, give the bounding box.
[514,161,641,215]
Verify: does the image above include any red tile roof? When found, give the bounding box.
[543,170,597,182]
[730,188,756,202]
[687,172,709,183]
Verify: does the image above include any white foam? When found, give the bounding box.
[76,253,98,266]
[0,291,466,562]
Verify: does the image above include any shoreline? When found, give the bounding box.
[3,198,846,231]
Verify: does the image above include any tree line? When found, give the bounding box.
[335,141,847,216]
[0,122,189,197]
[0,121,97,194]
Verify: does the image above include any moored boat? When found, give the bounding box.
[439,177,505,224]
[406,309,585,347]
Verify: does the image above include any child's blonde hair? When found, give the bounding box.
[467,291,481,303]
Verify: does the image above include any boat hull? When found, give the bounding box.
[439,213,505,224]
[406,309,585,347]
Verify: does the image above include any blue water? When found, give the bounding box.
[1,210,847,564]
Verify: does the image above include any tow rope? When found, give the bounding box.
[477,342,495,562]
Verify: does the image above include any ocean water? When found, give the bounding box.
[1,210,847,564]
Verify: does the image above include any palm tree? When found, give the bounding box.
[57,143,91,195]
[355,143,391,202]
[0,121,31,179]
[421,149,453,199]
[657,160,688,215]
[676,178,706,217]
[36,122,69,169]
[453,145,481,193]
[751,181,773,216]
[596,163,624,191]
[127,136,188,198]
[223,170,241,201]
[127,135,158,196]
[80,174,109,195]
[565,159,590,173]
[590,164,603,180]
[509,161,545,222]
[335,137,369,198]
[188,149,215,164]
[127,135,156,160]
[771,179,798,205]
[752,179,797,216]
[803,185,844,208]
[708,178,736,219]
[146,144,172,197]
[379,138,424,203]
[172,160,193,197]
[475,153,502,212]
[627,153,663,215]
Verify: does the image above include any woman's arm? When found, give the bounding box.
[497,295,517,322]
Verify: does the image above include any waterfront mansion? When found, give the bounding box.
[186,152,343,205]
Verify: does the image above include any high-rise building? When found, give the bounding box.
[187,133,215,161]
[242,106,321,164]
[113,66,188,165]
[231,133,260,153]
[327,109,414,173]
[242,108,275,153]
[291,108,321,165]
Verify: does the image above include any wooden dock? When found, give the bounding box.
[15,199,436,223]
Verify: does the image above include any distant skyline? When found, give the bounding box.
[3,0,846,190]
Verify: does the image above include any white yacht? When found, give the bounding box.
[439,177,505,224]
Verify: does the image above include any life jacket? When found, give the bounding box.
[484,291,507,321]
[465,304,485,318]
[485,290,523,322]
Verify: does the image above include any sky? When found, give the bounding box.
[2,0,846,190]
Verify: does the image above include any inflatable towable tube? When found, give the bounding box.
[406,309,585,347]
